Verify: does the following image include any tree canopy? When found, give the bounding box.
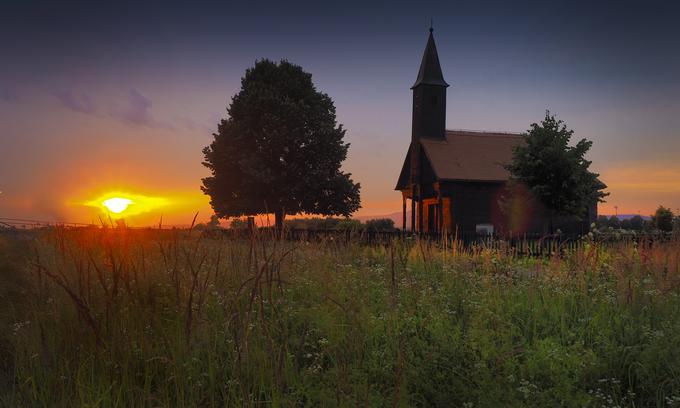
[505,112,608,222]
[652,206,674,232]
[202,59,361,229]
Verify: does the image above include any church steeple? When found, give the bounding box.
[412,27,449,89]
[411,28,448,141]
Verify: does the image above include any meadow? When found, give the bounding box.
[1,227,680,407]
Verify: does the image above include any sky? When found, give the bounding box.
[1,0,679,225]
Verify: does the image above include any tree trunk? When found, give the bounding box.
[274,208,285,237]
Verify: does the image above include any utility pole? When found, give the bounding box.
[614,205,618,217]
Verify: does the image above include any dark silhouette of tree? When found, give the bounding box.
[206,214,221,230]
[652,206,674,232]
[595,215,610,229]
[608,215,621,229]
[505,111,608,232]
[229,218,248,230]
[365,218,396,232]
[202,60,361,231]
[629,215,644,231]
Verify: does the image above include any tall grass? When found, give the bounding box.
[2,227,680,406]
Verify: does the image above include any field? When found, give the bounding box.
[1,228,680,407]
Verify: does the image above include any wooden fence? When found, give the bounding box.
[2,219,674,257]
[218,228,675,256]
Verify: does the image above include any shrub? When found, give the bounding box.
[364,218,395,232]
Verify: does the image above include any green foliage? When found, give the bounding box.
[506,111,608,219]
[364,218,396,231]
[596,215,610,229]
[194,214,222,231]
[620,218,631,230]
[629,215,645,231]
[335,218,363,230]
[229,217,249,229]
[652,206,674,232]
[3,229,680,406]
[201,59,361,228]
[608,215,621,230]
[284,217,380,231]
[206,214,221,229]
[284,217,354,230]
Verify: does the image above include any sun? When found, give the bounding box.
[84,192,170,217]
[102,197,133,214]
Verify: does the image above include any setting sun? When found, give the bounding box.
[102,197,133,214]
[83,191,172,219]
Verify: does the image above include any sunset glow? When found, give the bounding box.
[1,2,678,225]
[102,197,132,214]
[84,192,171,219]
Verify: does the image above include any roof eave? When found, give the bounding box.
[410,80,450,89]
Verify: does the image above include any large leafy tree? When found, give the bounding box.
[652,206,674,232]
[505,112,608,230]
[202,59,361,230]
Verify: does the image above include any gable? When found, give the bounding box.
[394,143,442,191]
[395,148,411,190]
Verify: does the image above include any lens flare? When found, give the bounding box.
[102,197,132,214]
[84,192,169,217]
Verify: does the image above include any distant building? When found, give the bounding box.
[395,29,596,235]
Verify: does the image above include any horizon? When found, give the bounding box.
[2,0,679,226]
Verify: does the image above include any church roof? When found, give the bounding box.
[421,130,523,182]
[412,29,449,89]
[395,129,524,190]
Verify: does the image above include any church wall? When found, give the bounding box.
[439,181,504,234]
[436,181,594,236]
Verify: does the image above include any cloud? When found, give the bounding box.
[0,86,20,104]
[121,88,152,124]
[53,89,96,114]
[113,88,172,129]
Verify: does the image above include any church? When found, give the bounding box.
[395,29,596,235]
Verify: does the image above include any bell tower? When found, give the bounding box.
[409,27,449,233]
[411,27,448,141]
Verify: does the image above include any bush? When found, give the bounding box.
[365,218,395,232]
[653,206,674,232]
[629,215,644,231]
[608,216,621,230]
[230,218,249,229]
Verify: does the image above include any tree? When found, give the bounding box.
[336,218,362,230]
[202,59,361,231]
[595,215,610,229]
[652,206,674,232]
[629,215,645,231]
[229,218,249,230]
[608,215,621,230]
[505,111,608,232]
[365,218,396,232]
[206,214,221,230]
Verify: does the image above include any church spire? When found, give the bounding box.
[412,28,449,89]
[410,27,448,141]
